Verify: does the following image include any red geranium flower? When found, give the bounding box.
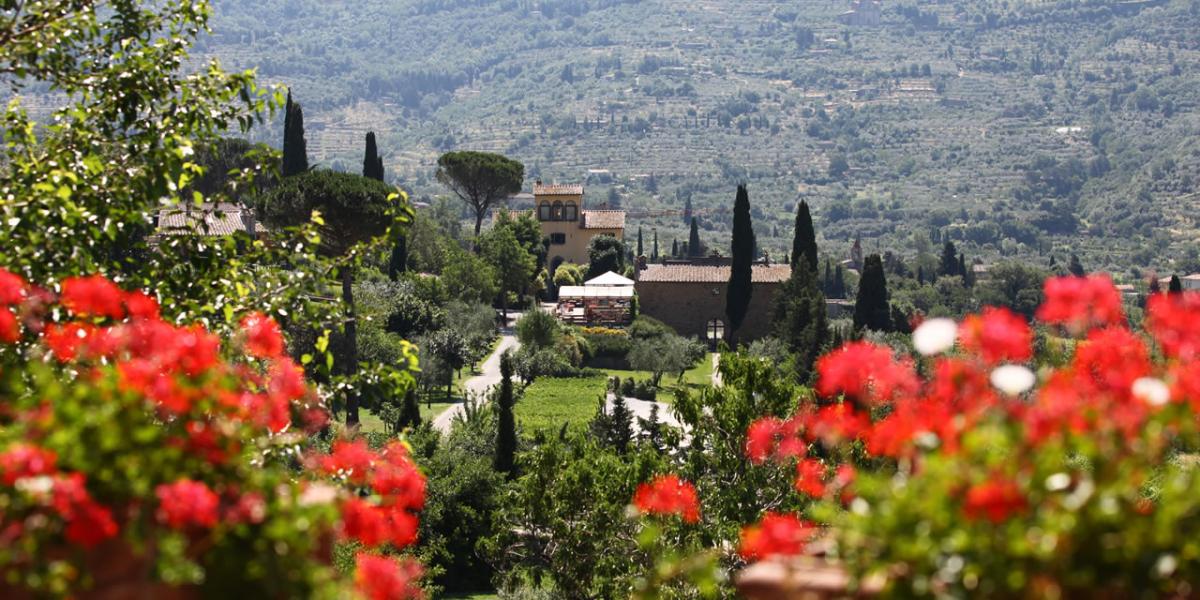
[0,268,27,306]
[354,553,424,600]
[816,341,918,405]
[963,478,1027,523]
[632,474,700,523]
[739,512,817,561]
[1073,327,1151,396]
[123,290,160,320]
[321,439,377,483]
[1036,274,1124,332]
[240,312,285,359]
[61,275,125,319]
[372,442,426,512]
[0,443,58,485]
[1146,292,1200,361]
[341,497,391,548]
[745,417,805,464]
[155,479,219,529]
[387,508,419,548]
[43,322,96,362]
[958,307,1033,364]
[802,403,870,446]
[794,458,827,498]
[0,307,20,343]
[64,500,118,548]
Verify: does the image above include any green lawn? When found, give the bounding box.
[442,594,498,600]
[515,375,608,434]
[600,353,717,397]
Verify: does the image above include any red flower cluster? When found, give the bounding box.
[156,479,220,529]
[61,275,126,319]
[0,268,28,306]
[632,474,701,523]
[963,478,1027,523]
[240,312,285,359]
[0,444,58,485]
[745,417,805,464]
[1147,292,1200,361]
[958,307,1032,364]
[739,512,817,561]
[326,441,426,550]
[816,341,918,405]
[1036,274,1125,332]
[0,443,117,549]
[354,553,424,600]
[794,458,827,498]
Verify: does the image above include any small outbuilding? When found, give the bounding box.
[556,284,634,326]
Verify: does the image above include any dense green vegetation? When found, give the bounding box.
[204,0,1200,278]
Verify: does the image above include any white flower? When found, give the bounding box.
[1131,377,1170,407]
[990,364,1036,396]
[912,318,958,356]
[15,476,54,495]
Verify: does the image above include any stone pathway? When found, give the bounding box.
[604,393,688,434]
[432,334,519,434]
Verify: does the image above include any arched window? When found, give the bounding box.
[538,202,551,221]
[551,201,563,220]
[562,201,578,221]
[706,319,725,342]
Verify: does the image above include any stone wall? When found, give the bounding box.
[636,280,780,343]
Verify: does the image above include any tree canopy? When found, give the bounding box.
[435,151,525,239]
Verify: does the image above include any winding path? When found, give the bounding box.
[432,334,519,434]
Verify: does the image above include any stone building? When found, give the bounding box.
[837,0,882,26]
[530,182,625,269]
[635,263,791,345]
[153,202,266,242]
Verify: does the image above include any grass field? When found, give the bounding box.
[515,375,608,434]
[601,352,716,397]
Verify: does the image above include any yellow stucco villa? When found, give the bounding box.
[531,182,625,269]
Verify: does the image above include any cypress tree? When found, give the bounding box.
[671,238,678,257]
[683,195,693,225]
[1170,275,1183,294]
[494,350,517,476]
[823,259,833,294]
[282,95,309,177]
[957,253,968,283]
[726,185,756,335]
[363,132,384,181]
[642,403,664,452]
[917,265,925,286]
[791,200,818,273]
[772,257,828,382]
[854,254,892,332]
[833,265,846,299]
[637,227,644,257]
[1049,254,1057,268]
[610,393,633,454]
[1068,254,1086,277]
[939,241,959,277]
[652,229,659,261]
[688,217,702,257]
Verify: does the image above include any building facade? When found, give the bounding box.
[635,264,791,344]
[532,183,625,268]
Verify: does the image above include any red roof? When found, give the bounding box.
[637,264,791,284]
[534,183,584,196]
[581,210,625,230]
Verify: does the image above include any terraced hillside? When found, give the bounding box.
[205,0,1200,275]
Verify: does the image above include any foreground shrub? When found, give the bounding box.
[0,270,425,598]
[636,276,1200,598]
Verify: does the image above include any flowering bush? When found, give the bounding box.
[638,275,1200,597]
[0,270,424,598]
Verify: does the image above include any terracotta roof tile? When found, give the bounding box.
[581,210,625,230]
[637,264,791,284]
[156,203,265,237]
[534,183,584,196]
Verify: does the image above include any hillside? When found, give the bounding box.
[204,0,1200,276]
